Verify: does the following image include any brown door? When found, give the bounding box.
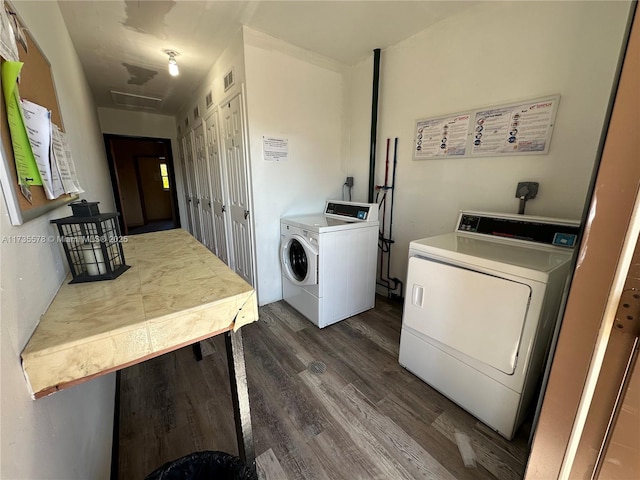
[136,156,173,222]
[526,6,639,479]
[598,341,640,479]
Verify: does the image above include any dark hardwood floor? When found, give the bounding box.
[117,297,530,479]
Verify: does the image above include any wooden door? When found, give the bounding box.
[136,156,172,222]
[205,110,230,264]
[592,240,640,479]
[526,6,639,478]
[221,95,254,286]
[598,341,640,479]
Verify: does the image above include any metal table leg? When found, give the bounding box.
[225,329,255,469]
[192,341,203,361]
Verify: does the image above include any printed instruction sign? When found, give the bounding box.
[413,95,559,160]
[471,97,559,155]
[263,136,288,162]
[414,113,470,159]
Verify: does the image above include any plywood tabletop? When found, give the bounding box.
[21,229,258,399]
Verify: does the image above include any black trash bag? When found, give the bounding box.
[145,451,258,480]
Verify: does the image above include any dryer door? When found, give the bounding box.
[403,255,532,374]
[281,234,319,286]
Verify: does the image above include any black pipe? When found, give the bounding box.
[388,137,403,299]
[368,48,381,203]
[388,137,398,245]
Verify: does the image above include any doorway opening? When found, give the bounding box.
[103,134,180,235]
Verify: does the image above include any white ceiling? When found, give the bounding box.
[57,1,473,116]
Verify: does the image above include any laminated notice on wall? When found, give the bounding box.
[471,96,559,156]
[414,113,471,159]
[413,95,560,160]
[263,136,288,162]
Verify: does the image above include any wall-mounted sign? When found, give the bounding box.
[263,136,288,162]
[413,95,560,160]
[414,113,471,159]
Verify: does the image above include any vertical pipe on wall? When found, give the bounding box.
[368,48,381,203]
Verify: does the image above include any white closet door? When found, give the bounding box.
[182,133,200,240]
[205,110,230,265]
[193,122,213,250]
[403,256,531,374]
[221,95,254,286]
[177,136,192,234]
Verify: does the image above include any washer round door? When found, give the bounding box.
[281,234,318,286]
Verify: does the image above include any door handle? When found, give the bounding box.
[412,284,424,307]
[244,209,250,220]
[222,205,226,213]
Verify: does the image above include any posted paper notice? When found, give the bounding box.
[263,136,288,162]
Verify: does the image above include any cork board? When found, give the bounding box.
[0,4,77,225]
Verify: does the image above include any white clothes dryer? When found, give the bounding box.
[281,201,379,328]
[399,211,580,439]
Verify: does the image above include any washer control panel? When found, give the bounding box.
[324,201,379,222]
[457,211,579,248]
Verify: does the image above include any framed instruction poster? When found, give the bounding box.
[414,113,471,159]
[413,94,560,160]
[471,96,560,156]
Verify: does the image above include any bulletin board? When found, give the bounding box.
[0,3,78,226]
[413,95,560,160]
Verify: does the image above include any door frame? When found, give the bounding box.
[103,134,180,235]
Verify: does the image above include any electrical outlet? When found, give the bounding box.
[345,176,354,187]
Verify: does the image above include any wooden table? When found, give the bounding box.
[21,229,259,465]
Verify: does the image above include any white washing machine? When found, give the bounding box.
[281,200,379,328]
[399,210,580,439]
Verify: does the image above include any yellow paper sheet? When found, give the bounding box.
[1,60,41,186]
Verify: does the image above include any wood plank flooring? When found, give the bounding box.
[117,297,530,479]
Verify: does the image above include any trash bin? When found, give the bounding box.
[145,451,258,480]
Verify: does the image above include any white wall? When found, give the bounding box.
[0,2,115,479]
[243,28,346,305]
[97,107,185,228]
[346,0,632,296]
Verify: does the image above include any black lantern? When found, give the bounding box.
[51,200,130,283]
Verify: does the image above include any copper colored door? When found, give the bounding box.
[526,6,639,479]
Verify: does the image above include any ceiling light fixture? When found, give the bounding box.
[165,50,180,77]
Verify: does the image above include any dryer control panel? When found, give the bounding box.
[457,211,580,248]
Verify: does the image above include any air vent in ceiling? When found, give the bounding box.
[110,90,162,110]
[224,69,234,91]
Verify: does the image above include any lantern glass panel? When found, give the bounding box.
[51,207,129,283]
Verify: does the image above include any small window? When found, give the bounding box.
[160,163,170,190]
